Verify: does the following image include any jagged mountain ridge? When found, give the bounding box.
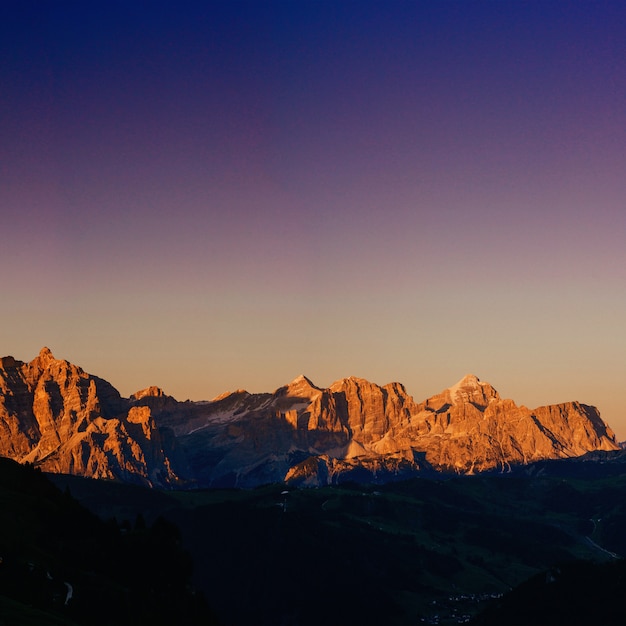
[0,348,187,487]
[0,349,619,487]
[153,372,616,486]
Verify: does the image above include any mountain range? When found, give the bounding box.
[0,348,618,487]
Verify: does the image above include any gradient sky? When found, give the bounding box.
[2,1,626,438]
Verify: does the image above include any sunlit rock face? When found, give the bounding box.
[158,372,618,487]
[0,350,619,488]
[406,374,617,475]
[0,348,185,486]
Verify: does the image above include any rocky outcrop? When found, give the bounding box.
[160,372,618,487]
[403,375,617,474]
[0,349,619,488]
[0,348,186,487]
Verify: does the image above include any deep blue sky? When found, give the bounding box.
[2,1,626,437]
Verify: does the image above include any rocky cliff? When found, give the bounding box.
[154,372,618,487]
[0,349,619,487]
[0,348,186,486]
[406,374,617,474]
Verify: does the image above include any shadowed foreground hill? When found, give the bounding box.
[471,559,626,626]
[53,457,626,626]
[0,457,215,626]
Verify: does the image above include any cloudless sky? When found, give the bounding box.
[2,1,626,438]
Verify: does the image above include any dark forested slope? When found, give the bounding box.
[0,457,215,626]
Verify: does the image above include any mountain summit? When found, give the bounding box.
[430,374,500,410]
[450,373,499,403]
[0,349,619,487]
[0,349,186,486]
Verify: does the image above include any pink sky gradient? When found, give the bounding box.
[2,1,626,437]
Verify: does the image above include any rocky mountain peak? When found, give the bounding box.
[0,349,186,487]
[289,374,317,387]
[328,376,376,393]
[281,374,321,399]
[33,346,57,368]
[23,347,75,384]
[0,356,18,369]
[457,373,482,387]
[131,386,166,400]
[446,374,500,407]
[212,389,249,402]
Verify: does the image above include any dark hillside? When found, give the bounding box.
[471,559,626,626]
[0,458,215,626]
[53,463,626,625]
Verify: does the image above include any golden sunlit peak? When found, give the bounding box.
[35,346,57,366]
[446,374,482,401]
[282,375,322,398]
[131,385,166,400]
[288,374,316,387]
[456,374,482,387]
